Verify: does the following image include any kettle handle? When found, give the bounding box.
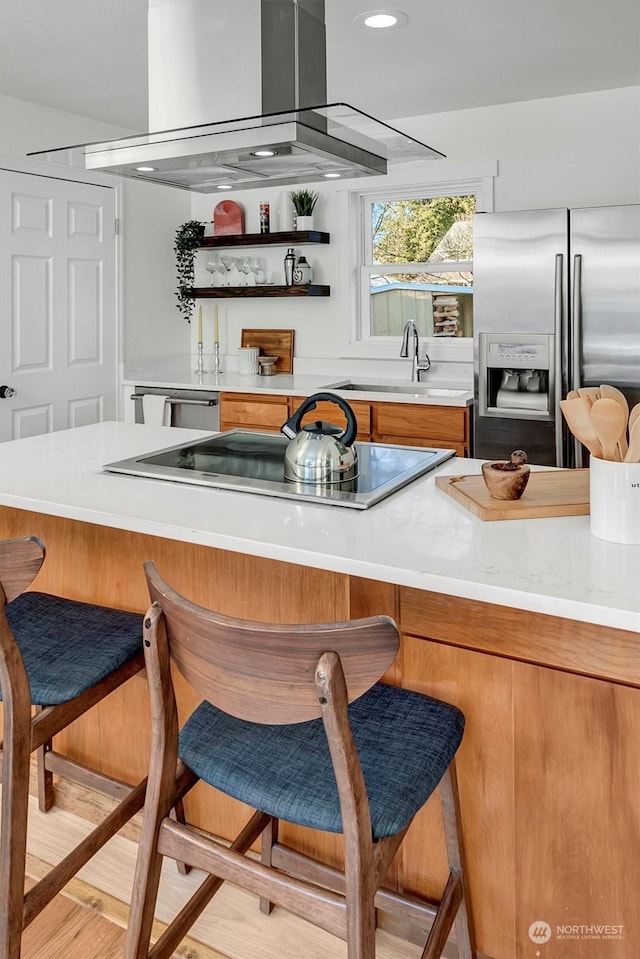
[281,392,358,446]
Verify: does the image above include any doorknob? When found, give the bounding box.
[0,385,16,398]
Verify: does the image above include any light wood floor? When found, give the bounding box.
[16,795,435,959]
[22,882,127,959]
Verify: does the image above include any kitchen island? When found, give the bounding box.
[1,423,638,959]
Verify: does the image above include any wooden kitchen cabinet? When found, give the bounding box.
[221,391,470,453]
[373,401,470,456]
[396,584,640,959]
[219,392,289,433]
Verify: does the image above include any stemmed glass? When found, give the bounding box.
[220,254,234,286]
[241,257,255,286]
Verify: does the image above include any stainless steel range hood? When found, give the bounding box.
[29,0,444,192]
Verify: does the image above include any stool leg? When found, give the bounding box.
[0,721,31,959]
[437,762,476,959]
[35,710,55,813]
[259,816,278,915]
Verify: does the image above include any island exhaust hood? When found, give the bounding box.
[29,0,444,192]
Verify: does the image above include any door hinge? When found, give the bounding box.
[114,217,120,235]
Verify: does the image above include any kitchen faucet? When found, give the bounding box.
[400,320,431,382]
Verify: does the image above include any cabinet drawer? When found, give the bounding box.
[291,397,372,438]
[220,392,289,432]
[375,403,468,443]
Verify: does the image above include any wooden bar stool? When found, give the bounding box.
[124,561,476,959]
[0,536,147,959]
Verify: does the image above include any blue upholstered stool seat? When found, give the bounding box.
[3,591,142,706]
[179,682,465,840]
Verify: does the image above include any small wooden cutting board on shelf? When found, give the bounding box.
[436,469,590,521]
[241,329,294,374]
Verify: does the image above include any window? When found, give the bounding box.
[354,177,491,350]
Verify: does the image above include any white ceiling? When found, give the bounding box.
[0,0,639,132]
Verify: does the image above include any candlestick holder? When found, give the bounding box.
[212,341,223,374]
[194,341,210,374]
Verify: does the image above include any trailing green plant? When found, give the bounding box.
[174,220,205,323]
[290,189,318,216]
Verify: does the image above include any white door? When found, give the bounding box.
[0,169,118,442]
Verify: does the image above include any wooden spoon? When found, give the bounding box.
[600,384,629,458]
[589,397,627,461]
[624,416,640,463]
[577,386,601,408]
[559,397,603,458]
[566,389,580,400]
[629,403,640,434]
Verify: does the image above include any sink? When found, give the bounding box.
[323,380,469,398]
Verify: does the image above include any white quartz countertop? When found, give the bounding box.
[122,363,473,407]
[1,422,638,633]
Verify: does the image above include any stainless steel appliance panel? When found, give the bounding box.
[473,205,640,467]
[132,386,220,431]
[570,204,640,392]
[472,208,569,337]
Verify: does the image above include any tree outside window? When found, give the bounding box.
[359,191,476,341]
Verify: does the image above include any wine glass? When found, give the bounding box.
[220,253,234,286]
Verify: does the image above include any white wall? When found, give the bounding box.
[2,86,639,368]
[0,93,191,361]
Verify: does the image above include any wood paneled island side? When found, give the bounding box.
[1,423,638,959]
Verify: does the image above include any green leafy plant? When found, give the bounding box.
[290,189,319,216]
[174,220,205,323]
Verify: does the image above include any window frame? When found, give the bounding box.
[347,172,494,361]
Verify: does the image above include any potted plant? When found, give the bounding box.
[290,189,318,231]
[174,219,205,323]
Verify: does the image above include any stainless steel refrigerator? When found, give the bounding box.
[473,205,640,466]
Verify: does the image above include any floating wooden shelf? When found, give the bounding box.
[189,285,330,299]
[199,230,330,248]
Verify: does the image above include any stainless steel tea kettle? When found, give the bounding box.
[281,392,358,485]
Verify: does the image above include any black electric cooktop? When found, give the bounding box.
[104,430,455,509]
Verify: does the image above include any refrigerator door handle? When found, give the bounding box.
[554,253,565,467]
[572,253,583,465]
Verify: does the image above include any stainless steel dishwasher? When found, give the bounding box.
[132,386,220,431]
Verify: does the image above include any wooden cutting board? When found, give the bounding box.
[436,469,590,520]
[241,329,294,374]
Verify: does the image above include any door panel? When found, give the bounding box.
[571,204,640,391]
[0,170,117,442]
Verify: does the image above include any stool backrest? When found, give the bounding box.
[144,561,399,724]
[0,536,45,606]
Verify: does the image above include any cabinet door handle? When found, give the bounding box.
[131,395,217,407]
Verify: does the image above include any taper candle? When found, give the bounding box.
[197,305,203,343]
[214,304,219,343]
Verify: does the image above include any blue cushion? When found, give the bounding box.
[179,682,464,840]
[2,591,142,706]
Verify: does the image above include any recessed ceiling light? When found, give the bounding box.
[356,10,408,29]
[134,165,158,172]
[323,172,342,178]
[217,184,233,190]
[251,149,278,157]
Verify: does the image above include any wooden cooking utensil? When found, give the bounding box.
[577,386,601,408]
[566,389,580,400]
[589,397,627,461]
[559,397,603,458]
[624,416,640,463]
[600,384,629,458]
[629,402,640,434]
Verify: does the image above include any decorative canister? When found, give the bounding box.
[237,347,260,375]
[590,455,640,544]
[293,256,312,285]
[284,247,296,286]
[259,202,270,234]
